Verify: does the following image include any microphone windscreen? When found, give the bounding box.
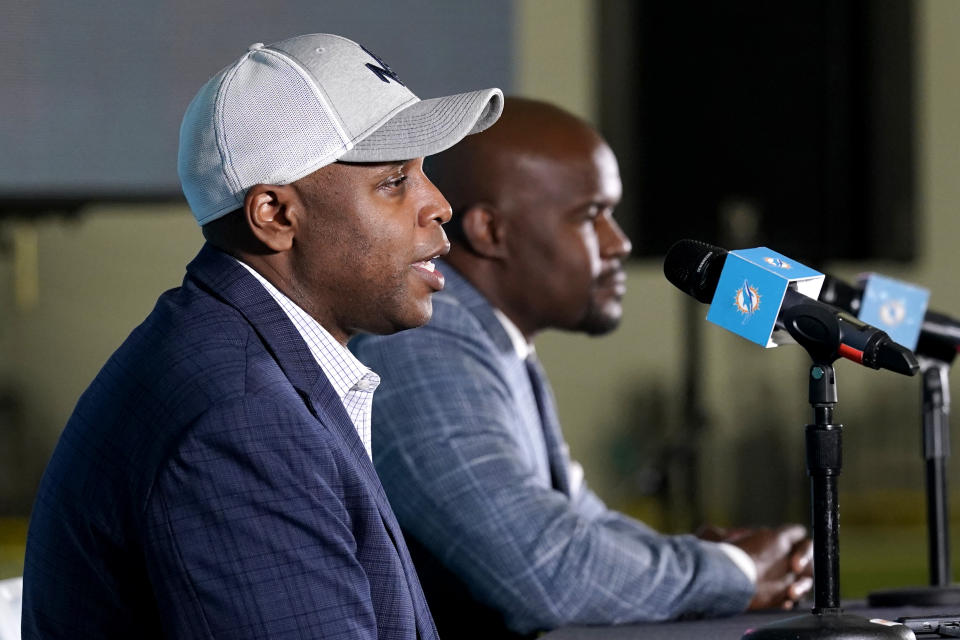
[663,239,728,303]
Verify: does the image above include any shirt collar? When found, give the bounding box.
[492,307,534,360]
[233,259,377,401]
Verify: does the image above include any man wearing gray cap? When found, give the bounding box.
[22,33,502,639]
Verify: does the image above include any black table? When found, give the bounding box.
[542,603,954,639]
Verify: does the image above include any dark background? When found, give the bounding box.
[601,0,915,263]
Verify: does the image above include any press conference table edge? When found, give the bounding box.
[541,602,953,640]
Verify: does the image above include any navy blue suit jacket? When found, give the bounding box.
[22,244,437,639]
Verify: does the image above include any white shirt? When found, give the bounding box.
[237,260,380,460]
[491,307,757,584]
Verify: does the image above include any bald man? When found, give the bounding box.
[350,98,811,638]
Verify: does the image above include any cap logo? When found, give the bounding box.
[360,43,404,86]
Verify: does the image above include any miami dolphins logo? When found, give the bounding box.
[734,279,761,315]
[879,299,907,327]
[764,256,791,269]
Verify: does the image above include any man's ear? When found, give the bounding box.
[460,204,508,259]
[243,184,300,252]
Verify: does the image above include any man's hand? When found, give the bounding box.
[698,524,813,610]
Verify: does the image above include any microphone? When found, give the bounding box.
[820,274,960,364]
[664,239,919,376]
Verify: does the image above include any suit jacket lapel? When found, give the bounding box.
[187,244,437,636]
[185,244,407,540]
[438,261,515,356]
[441,262,572,496]
[524,355,572,496]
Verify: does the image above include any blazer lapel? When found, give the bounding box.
[437,261,515,356]
[185,244,407,541]
[524,355,572,495]
[441,262,571,495]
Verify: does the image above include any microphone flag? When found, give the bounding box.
[706,247,824,347]
[858,274,929,351]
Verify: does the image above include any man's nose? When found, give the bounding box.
[599,215,632,259]
[419,178,452,226]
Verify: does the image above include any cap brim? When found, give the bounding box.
[340,88,503,162]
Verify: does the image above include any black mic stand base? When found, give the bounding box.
[743,362,918,640]
[743,611,915,640]
[868,585,960,607]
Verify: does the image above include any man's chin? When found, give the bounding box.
[576,305,622,336]
[350,297,434,338]
[390,298,435,334]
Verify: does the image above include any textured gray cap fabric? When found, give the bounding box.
[178,33,503,225]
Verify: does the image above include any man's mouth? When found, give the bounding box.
[597,269,627,295]
[413,259,437,272]
[412,256,445,291]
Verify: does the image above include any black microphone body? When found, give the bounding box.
[819,275,960,364]
[664,239,919,376]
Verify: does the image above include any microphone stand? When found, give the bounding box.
[923,360,953,587]
[869,354,960,606]
[744,303,916,640]
[744,361,911,640]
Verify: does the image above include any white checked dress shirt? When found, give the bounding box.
[237,260,380,459]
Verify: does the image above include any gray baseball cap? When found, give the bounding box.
[178,33,504,225]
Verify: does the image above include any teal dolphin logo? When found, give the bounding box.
[735,279,761,315]
[764,256,792,269]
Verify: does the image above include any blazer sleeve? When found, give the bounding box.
[140,394,379,640]
[354,317,754,634]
